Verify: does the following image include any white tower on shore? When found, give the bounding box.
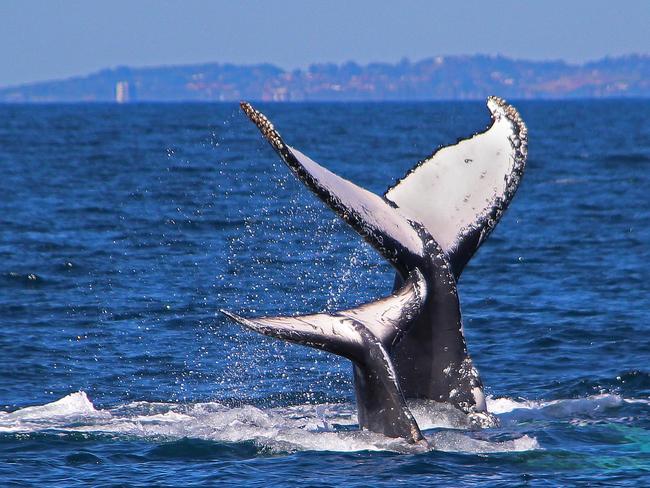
[115,81,130,103]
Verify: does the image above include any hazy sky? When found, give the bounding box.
[1,0,648,87]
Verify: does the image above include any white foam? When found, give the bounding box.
[486,396,534,414]
[0,391,99,420]
[622,398,650,405]
[408,399,498,430]
[0,392,543,454]
[3,391,638,453]
[0,392,110,433]
[432,431,540,454]
[487,393,628,418]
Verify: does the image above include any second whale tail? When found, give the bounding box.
[221,269,428,444]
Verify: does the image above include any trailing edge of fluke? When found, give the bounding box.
[221,97,528,445]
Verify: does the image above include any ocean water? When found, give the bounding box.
[0,100,648,486]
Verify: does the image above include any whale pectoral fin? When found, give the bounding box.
[384,97,528,278]
[240,102,424,276]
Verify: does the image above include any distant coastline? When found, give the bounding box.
[1,54,649,103]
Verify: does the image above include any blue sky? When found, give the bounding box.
[1,0,648,87]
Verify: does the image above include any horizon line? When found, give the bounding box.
[3,97,650,106]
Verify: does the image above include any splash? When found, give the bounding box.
[0,392,540,454]
[0,391,110,433]
[486,393,635,417]
[5,392,644,454]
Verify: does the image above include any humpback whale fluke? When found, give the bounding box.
[224,98,528,442]
[221,269,427,444]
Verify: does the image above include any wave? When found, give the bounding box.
[2,391,645,454]
[9,391,643,454]
[486,393,648,419]
[0,392,541,454]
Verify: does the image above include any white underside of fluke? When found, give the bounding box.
[288,146,425,259]
[385,97,527,255]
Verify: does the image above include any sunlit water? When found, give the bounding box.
[0,101,648,486]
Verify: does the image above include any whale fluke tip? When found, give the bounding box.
[239,101,284,151]
[219,309,241,322]
[486,95,528,142]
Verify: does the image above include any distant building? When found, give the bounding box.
[115,81,129,103]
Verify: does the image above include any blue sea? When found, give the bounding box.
[0,100,648,486]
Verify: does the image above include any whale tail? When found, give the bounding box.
[221,269,428,444]
[226,99,527,440]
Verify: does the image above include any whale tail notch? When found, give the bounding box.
[240,98,527,280]
[220,269,428,444]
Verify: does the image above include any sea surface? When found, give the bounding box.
[0,100,648,486]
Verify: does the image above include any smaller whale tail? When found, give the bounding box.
[221,269,428,444]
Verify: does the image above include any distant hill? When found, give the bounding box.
[1,54,649,102]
